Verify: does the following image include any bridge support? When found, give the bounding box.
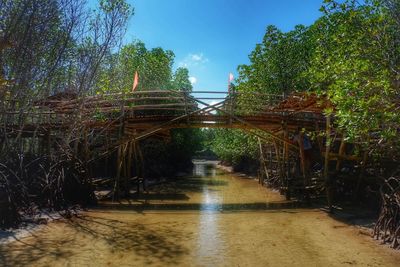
[324,114,333,212]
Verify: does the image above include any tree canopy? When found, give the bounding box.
[212,0,400,166]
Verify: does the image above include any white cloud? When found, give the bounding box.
[178,53,209,68]
[189,76,197,85]
[191,54,202,61]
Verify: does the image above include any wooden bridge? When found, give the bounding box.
[2,89,339,202]
[2,89,326,143]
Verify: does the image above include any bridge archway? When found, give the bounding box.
[4,89,332,203]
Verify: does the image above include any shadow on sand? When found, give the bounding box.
[0,214,190,266]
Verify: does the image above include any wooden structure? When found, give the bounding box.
[1,89,359,206]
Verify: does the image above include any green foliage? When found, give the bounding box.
[210,129,258,165]
[211,16,315,167]
[172,67,193,91]
[141,129,204,177]
[237,24,313,95]
[95,41,195,94]
[308,0,400,147]
[212,0,400,163]
[96,41,175,94]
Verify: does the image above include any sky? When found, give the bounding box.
[123,0,323,92]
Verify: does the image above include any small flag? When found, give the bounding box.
[228,73,234,93]
[229,73,234,83]
[132,71,139,92]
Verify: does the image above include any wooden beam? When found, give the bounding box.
[170,89,298,148]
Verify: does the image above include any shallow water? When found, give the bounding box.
[1,161,399,267]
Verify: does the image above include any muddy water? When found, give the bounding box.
[1,161,399,267]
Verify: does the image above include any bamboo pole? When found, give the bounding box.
[137,142,145,192]
[324,114,333,211]
[258,137,269,185]
[336,133,346,171]
[125,141,133,196]
[83,127,90,179]
[298,131,307,185]
[283,122,290,191]
[113,146,122,200]
[273,141,284,185]
[113,102,125,199]
[133,141,140,194]
[355,142,369,200]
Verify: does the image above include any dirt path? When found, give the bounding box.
[0,162,399,266]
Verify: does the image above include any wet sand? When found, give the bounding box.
[1,162,399,266]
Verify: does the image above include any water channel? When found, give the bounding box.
[1,161,399,266]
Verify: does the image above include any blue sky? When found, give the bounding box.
[123,0,323,92]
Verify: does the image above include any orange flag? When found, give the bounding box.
[132,71,139,92]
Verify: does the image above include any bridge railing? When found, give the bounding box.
[1,90,287,128]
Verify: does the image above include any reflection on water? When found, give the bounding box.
[193,160,217,177]
[197,210,225,266]
[197,161,225,266]
[193,162,206,177]
[2,161,399,267]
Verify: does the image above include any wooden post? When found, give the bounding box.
[132,140,143,194]
[273,141,284,185]
[113,145,122,200]
[315,122,324,155]
[114,101,125,199]
[283,123,291,199]
[125,140,133,197]
[137,142,146,192]
[324,114,333,211]
[355,147,369,200]
[83,127,90,179]
[46,130,51,158]
[335,133,346,171]
[258,137,269,185]
[122,144,127,181]
[105,133,109,177]
[298,131,307,185]
[114,143,129,199]
[283,122,289,170]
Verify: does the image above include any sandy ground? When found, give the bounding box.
[0,163,399,267]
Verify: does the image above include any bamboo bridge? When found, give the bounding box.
[3,90,326,141]
[1,89,348,205]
